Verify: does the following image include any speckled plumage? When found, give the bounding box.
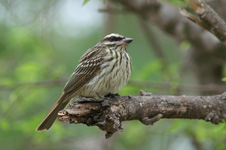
[76,46,132,97]
[36,33,133,131]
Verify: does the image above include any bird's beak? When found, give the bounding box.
[119,38,133,46]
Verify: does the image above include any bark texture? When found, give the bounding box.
[189,0,226,45]
[58,91,226,138]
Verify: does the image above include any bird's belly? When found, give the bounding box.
[78,54,131,97]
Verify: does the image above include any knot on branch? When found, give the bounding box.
[58,97,124,138]
[140,114,163,125]
[221,92,226,100]
[140,90,152,96]
[205,111,222,124]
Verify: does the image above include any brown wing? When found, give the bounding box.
[79,45,104,62]
[63,46,106,96]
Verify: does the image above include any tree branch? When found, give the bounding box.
[1,80,225,93]
[58,91,226,138]
[189,0,226,45]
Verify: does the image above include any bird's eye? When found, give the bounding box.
[109,36,117,41]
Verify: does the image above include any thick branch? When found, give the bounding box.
[58,92,226,138]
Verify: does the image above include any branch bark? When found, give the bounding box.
[189,0,226,45]
[58,91,226,138]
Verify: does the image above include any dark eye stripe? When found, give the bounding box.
[108,36,124,42]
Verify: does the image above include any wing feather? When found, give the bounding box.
[63,46,107,96]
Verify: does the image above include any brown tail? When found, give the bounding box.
[36,92,72,131]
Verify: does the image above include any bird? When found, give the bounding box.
[36,33,133,131]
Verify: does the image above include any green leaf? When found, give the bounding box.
[222,77,226,82]
[179,40,191,51]
[82,0,90,6]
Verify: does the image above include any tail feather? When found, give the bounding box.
[36,92,72,131]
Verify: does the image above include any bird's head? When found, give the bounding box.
[99,33,133,48]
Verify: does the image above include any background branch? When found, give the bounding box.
[109,0,226,95]
[1,80,225,93]
[189,0,226,45]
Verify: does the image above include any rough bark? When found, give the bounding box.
[189,0,226,45]
[58,91,226,138]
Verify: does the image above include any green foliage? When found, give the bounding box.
[222,77,226,82]
[162,0,187,7]
[179,40,191,51]
[82,0,91,6]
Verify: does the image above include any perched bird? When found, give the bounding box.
[36,33,133,131]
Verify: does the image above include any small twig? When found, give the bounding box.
[140,114,163,125]
[0,80,66,90]
[180,8,208,30]
[129,81,226,93]
[140,90,152,96]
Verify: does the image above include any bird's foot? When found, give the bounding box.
[104,93,120,98]
[96,93,104,99]
[77,96,97,103]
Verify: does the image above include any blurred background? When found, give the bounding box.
[0,0,226,150]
